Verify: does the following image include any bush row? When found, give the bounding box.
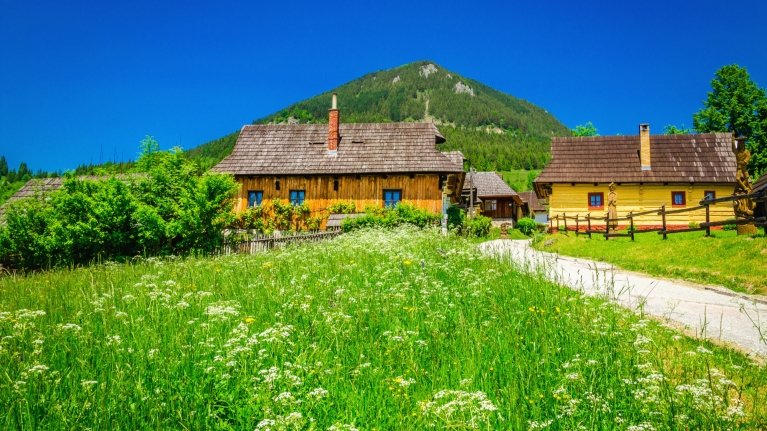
[0,149,239,271]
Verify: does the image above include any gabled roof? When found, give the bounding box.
[211,123,464,175]
[753,173,767,193]
[442,151,466,170]
[463,172,522,204]
[517,191,547,212]
[534,133,736,197]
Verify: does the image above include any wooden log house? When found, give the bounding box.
[211,94,466,228]
[753,174,767,219]
[533,125,737,227]
[517,191,548,223]
[462,171,524,223]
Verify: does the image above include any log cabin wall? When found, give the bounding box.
[235,174,443,216]
[548,183,734,225]
[480,197,517,219]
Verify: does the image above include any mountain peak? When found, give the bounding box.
[254,61,569,138]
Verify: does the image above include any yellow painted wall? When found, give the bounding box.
[548,183,735,225]
[235,174,445,216]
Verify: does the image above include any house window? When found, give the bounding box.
[672,191,686,207]
[290,190,305,206]
[383,189,402,208]
[485,199,497,211]
[704,190,716,200]
[247,190,263,208]
[588,192,604,210]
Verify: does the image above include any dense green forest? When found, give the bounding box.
[186,60,570,171]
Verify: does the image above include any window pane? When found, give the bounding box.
[256,192,263,206]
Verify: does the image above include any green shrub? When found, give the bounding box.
[446,205,465,230]
[516,217,537,236]
[464,215,492,238]
[327,200,356,214]
[0,146,239,271]
[688,221,700,229]
[340,202,440,232]
[723,223,737,231]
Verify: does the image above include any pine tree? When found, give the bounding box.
[0,156,8,177]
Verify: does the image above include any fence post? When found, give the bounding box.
[549,214,553,233]
[661,205,667,240]
[629,211,635,241]
[575,214,580,236]
[705,203,711,237]
[563,212,568,235]
[587,213,592,239]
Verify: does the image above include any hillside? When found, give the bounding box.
[187,61,571,171]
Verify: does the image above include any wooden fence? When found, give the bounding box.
[220,230,343,254]
[549,189,767,241]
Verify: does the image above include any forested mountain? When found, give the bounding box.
[186,61,571,171]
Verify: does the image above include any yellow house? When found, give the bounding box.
[533,125,736,227]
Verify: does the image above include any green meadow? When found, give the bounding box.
[1,227,766,430]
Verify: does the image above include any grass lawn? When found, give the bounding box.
[2,227,766,430]
[533,229,767,296]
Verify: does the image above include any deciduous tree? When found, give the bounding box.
[572,122,599,137]
[693,64,767,177]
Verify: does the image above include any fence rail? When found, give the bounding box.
[549,188,767,241]
[220,230,343,254]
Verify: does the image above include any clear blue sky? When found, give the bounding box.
[2,0,766,173]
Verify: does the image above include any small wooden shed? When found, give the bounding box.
[462,172,523,222]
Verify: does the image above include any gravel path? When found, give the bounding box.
[480,239,767,358]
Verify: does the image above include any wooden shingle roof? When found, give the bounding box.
[442,151,466,170]
[517,191,547,212]
[753,173,767,194]
[463,172,521,204]
[211,123,464,175]
[535,133,735,197]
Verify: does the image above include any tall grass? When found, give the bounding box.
[1,227,766,430]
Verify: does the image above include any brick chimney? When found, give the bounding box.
[328,93,339,152]
[639,123,650,170]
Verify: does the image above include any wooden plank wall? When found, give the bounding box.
[481,198,517,219]
[549,183,735,225]
[235,174,444,215]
